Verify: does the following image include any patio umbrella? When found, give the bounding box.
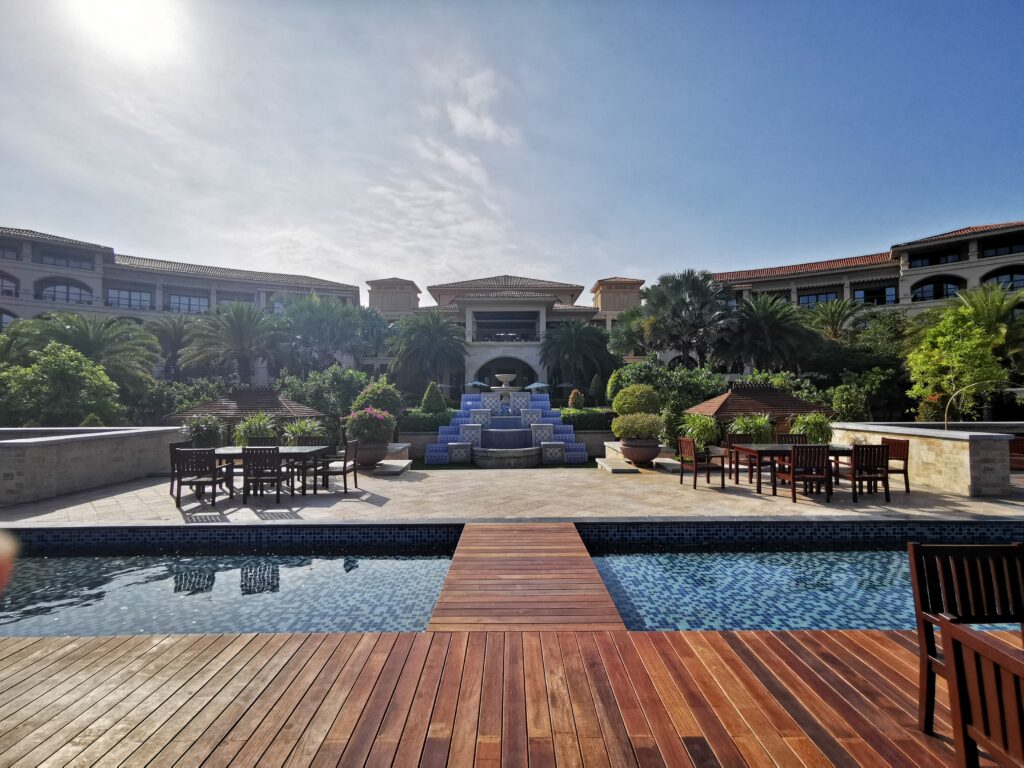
[524,382,549,390]
[467,380,490,390]
[554,382,576,389]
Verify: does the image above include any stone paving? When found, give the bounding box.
[1,467,1022,527]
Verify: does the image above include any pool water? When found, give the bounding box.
[593,550,920,631]
[0,553,450,635]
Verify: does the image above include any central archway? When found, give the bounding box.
[474,357,539,387]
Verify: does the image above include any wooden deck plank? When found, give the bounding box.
[427,523,625,632]
[0,629,974,767]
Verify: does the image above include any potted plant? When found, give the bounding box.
[232,412,278,446]
[345,406,397,467]
[611,412,665,466]
[728,413,774,444]
[182,415,226,447]
[282,418,326,445]
[790,412,834,444]
[679,413,720,459]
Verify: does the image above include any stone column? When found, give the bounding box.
[789,281,798,303]
[538,306,546,340]
[465,308,473,342]
[842,278,851,300]
[968,239,979,260]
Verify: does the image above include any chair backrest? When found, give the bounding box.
[243,446,280,472]
[246,436,279,447]
[907,542,1024,624]
[881,436,909,462]
[778,433,807,445]
[678,437,697,464]
[344,438,358,462]
[169,440,192,472]
[940,618,1024,767]
[176,448,215,476]
[788,444,830,472]
[292,435,326,446]
[852,443,888,471]
[725,433,752,447]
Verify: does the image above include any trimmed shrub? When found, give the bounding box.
[398,408,454,432]
[79,413,104,427]
[728,413,774,443]
[611,412,665,439]
[282,418,326,445]
[567,389,585,409]
[790,412,834,444]
[612,384,662,415]
[346,406,397,444]
[679,413,719,453]
[420,382,448,414]
[606,359,671,403]
[232,412,278,446]
[558,408,614,431]
[352,380,403,416]
[182,415,225,447]
[588,374,604,406]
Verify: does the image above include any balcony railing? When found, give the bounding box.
[35,294,93,305]
[0,288,18,298]
[472,333,540,343]
[105,299,156,310]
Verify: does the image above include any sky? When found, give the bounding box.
[1,0,1022,305]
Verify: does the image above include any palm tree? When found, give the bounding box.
[805,299,864,342]
[355,306,393,364]
[639,270,736,366]
[607,305,651,358]
[280,293,363,373]
[388,310,467,388]
[0,318,34,367]
[956,283,1024,366]
[182,302,283,385]
[730,295,811,371]
[146,314,194,381]
[540,320,613,388]
[27,312,159,387]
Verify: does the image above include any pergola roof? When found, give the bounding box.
[685,384,823,422]
[167,386,325,423]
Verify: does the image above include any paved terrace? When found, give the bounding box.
[1,467,1022,527]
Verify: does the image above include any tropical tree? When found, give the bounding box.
[355,306,393,363]
[607,305,651,358]
[182,302,283,385]
[955,283,1024,368]
[639,270,736,366]
[26,312,158,389]
[540,320,615,388]
[805,299,864,342]
[388,310,467,391]
[729,295,811,371]
[0,319,35,367]
[280,293,363,374]
[146,314,194,381]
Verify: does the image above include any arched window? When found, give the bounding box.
[0,272,17,298]
[35,279,93,305]
[982,266,1024,291]
[0,309,15,331]
[910,276,964,302]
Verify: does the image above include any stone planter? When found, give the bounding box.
[355,442,389,468]
[619,438,661,466]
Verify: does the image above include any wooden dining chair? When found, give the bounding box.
[772,445,832,502]
[836,444,890,502]
[907,542,1024,735]
[287,435,327,492]
[320,438,360,493]
[174,448,233,507]
[167,439,192,497]
[940,618,1024,767]
[678,438,725,488]
[245,435,279,447]
[777,433,808,445]
[242,446,292,503]
[881,437,911,493]
[726,432,765,482]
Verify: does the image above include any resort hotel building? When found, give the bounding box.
[2,220,1022,386]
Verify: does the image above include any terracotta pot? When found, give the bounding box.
[619,438,661,466]
[356,442,389,467]
[0,531,17,595]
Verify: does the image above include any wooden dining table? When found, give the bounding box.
[214,445,329,496]
[730,443,853,494]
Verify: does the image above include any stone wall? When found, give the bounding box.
[0,427,183,506]
[400,430,613,460]
[831,423,1012,497]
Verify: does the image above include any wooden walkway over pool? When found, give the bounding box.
[1,628,1015,766]
[427,523,625,632]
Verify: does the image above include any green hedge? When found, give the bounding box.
[398,408,455,432]
[558,407,614,430]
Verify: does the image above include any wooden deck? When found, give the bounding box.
[427,523,626,632]
[1,629,1016,766]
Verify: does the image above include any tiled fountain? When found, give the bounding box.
[424,376,588,468]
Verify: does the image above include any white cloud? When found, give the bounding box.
[443,68,520,145]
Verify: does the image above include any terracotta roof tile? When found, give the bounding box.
[712,252,894,283]
[685,384,824,421]
[167,386,326,422]
[893,221,1024,248]
[366,277,421,290]
[428,274,583,292]
[114,254,358,291]
[0,227,112,251]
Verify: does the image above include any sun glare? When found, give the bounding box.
[63,0,184,65]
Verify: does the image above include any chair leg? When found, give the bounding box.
[211,483,217,507]
[691,467,697,489]
[903,469,910,493]
[883,475,890,503]
[791,478,797,503]
[353,465,359,489]
[918,661,936,735]
[175,479,182,507]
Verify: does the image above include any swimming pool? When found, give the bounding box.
[0,553,450,635]
[593,550,920,630]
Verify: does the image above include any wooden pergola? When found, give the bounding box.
[685,382,824,424]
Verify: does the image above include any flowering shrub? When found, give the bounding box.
[346,406,397,444]
[567,389,585,408]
